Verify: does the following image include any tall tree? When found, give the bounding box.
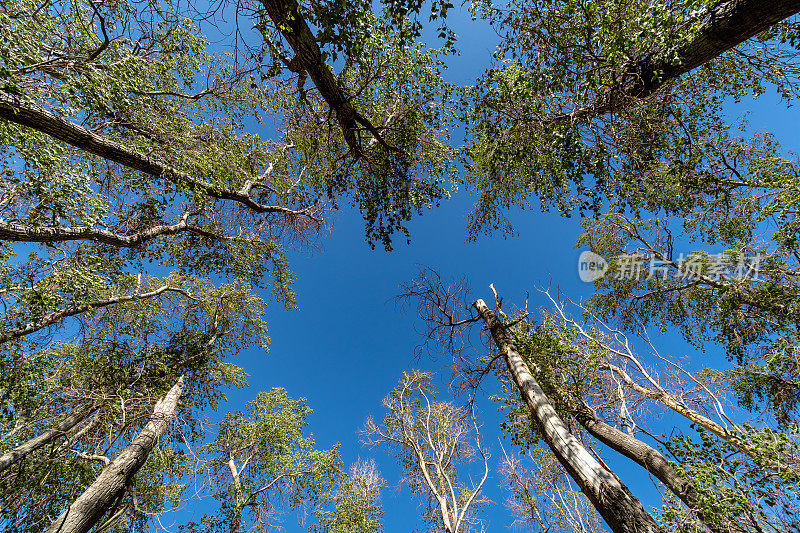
[473,291,663,533]
[0,275,263,532]
[0,0,457,528]
[498,301,789,532]
[397,269,796,532]
[44,377,185,533]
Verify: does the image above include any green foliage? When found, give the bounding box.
[461,0,800,236]
[661,428,800,532]
[311,459,385,533]
[579,205,800,423]
[189,388,343,533]
[0,273,262,532]
[490,319,603,450]
[0,0,458,529]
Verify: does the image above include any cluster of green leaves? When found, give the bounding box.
[661,427,800,532]
[0,0,307,297]
[310,460,385,533]
[183,388,343,533]
[580,206,800,425]
[264,11,459,250]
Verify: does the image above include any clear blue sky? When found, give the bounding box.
[181,5,800,531]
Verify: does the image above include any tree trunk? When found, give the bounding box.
[569,0,800,121]
[0,403,97,474]
[44,377,184,533]
[228,455,245,533]
[0,91,298,218]
[569,400,759,533]
[474,299,663,533]
[258,0,361,153]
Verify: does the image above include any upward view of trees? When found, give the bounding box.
[1,0,800,532]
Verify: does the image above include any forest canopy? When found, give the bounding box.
[1,0,800,532]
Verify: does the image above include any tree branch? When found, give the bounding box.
[0,285,196,344]
[0,91,318,221]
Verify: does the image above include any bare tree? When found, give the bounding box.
[363,370,489,533]
[499,444,603,533]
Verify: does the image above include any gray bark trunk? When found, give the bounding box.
[44,377,183,533]
[0,91,169,177]
[0,404,97,474]
[474,299,663,533]
[0,91,299,218]
[259,0,361,153]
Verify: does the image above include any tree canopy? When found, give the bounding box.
[2,0,800,532]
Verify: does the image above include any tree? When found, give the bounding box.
[0,275,262,532]
[184,388,341,533]
[501,296,790,533]
[433,4,800,526]
[462,0,800,234]
[397,268,799,532]
[0,0,455,255]
[44,377,185,533]
[579,207,800,426]
[311,458,385,533]
[473,291,663,533]
[0,0,456,528]
[363,371,489,533]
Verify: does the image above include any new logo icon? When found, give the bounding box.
[578,251,608,282]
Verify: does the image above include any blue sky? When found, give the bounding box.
[180,5,800,531]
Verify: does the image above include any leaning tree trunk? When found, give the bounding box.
[0,403,97,474]
[474,299,663,533]
[568,399,758,533]
[44,377,184,533]
[259,0,363,153]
